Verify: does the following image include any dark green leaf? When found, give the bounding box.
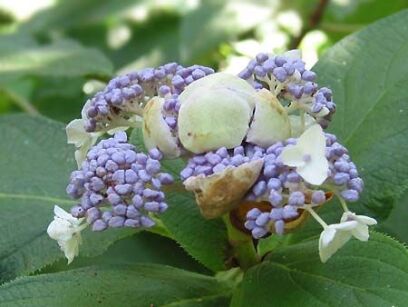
[313,10,408,220]
[0,38,113,81]
[0,115,134,283]
[0,264,231,307]
[232,232,408,307]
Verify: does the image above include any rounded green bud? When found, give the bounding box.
[178,73,258,153]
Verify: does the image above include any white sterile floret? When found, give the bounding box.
[319,211,377,263]
[178,73,259,153]
[340,211,377,241]
[47,206,87,264]
[246,89,291,147]
[280,124,328,185]
[143,97,181,158]
[66,119,100,167]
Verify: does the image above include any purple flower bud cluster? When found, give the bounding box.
[238,52,336,128]
[180,144,266,180]
[66,131,174,231]
[243,134,363,238]
[325,133,364,202]
[83,63,214,133]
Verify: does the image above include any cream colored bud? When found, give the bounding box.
[178,73,259,153]
[246,89,291,147]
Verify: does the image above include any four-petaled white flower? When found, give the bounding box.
[280,124,328,185]
[319,211,377,263]
[47,206,87,264]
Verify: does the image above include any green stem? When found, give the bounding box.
[5,89,39,115]
[222,215,260,270]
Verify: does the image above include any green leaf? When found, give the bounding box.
[0,264,231,307]
[232,232,408,307]
[313,10,408,220]
[162,191,228,272]
[44,232,209,275]
[322,0,408,41]
[0,114,134,283]
[0,37,113,81]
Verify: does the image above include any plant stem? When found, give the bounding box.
[222,214,260,270]
[5,89,40,115]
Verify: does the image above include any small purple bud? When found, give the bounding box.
[112,152,126,165]
[341,189,359,202]
[301,70,316,81]
[311,190,326,204]
[115,184,132,195]
[255,212,270,227]
[126,206,141,219]
[283,205,298,219]
[253,180,267,197]
[124,169,137,184]
[146,158,161,174]
[149,148,163,160]
[247,208,262,220]
[288,191,305,206]
[124,219,140,228]
[158,173,174,185]
[269,190,283,207]
[92,219,107,231]
[333,172,350,185]
[107,192,121,205]
[348,178,364,193]
[86,207,100,224]
[252,227,268,239]
[138,170,152,182]
[140,216,155,228]
[113,204,127,216]
[125,150,137,164]
[274,220,285,235]
[109,216,125,228]
[132,194,144,208]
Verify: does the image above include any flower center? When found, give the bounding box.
[303,154,311,162]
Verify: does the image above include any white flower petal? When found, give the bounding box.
[280,146,306,168]
[351,225,370,242]
[331,220,359,231]
[297,124,326,160]
[60,233,82,264]
[319,228,352,263]
[296,155,328,185]
[66,119,99,167]
[320,227,336,247]
[66,119,89,147]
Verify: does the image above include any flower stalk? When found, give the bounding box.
[223,214,260,270]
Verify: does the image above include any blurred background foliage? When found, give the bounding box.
[0,0,407,123]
